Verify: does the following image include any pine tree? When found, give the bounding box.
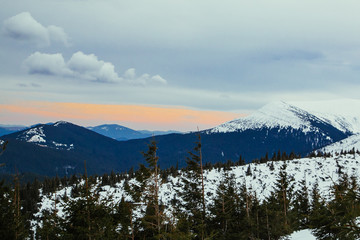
[292,178,310,230]
[209,172,242,239]
[177,133,206,240]
[139,140,166,239]
[309,181,332,239]
[114,197,133,240]
[0,180,18,239]
[265,161,294,238]
[313,174,360,239]
[0,141,8,167]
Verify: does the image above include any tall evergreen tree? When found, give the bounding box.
[177,133,206,240]
[209,172,242,239]
[312,174,360,239]
[265,161,294,239]
[141,140,163,238]
[293,178,310,230]
[309,181,332,239]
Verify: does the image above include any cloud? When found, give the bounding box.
[23,51,167,85]
[123,68,167,85]
[3,12,69,47]
[23,52,72,76]
[67,51,120,82]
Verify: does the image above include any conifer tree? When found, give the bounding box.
[309,181,331,239]
[209,172,241,239]
[293,178,310,230]
[177,133,206,240]
[0,180,20,239]
[63,161,118,240]
[0,141,7,167]
[115,197,133,240]
[313,174,360,239]
[141,140,164,239]
[265,161,294,238]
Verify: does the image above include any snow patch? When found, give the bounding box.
[28,135,46,143]
[51,141,74,150]
[53,121,69,127]
[287,229,316,240]
[18,126,47,144]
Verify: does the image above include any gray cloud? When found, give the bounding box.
[24,51,167,85]
[3,12,69,47]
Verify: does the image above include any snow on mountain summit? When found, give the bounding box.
[291,99,360,133]
[15,122,75,150]
[209,101,325,133]
[209,99,360,135]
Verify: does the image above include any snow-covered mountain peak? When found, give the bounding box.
[209,99,360,135]
[290,99,360,133]
[209,101,319,133]
[15,123,74,150]
[53,121,71,127]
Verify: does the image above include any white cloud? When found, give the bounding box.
[24,51,167,85]
[23,52,72,76]
[151,75,167,84]
[47,25,69,46]
[67,51,120,82]
[3,12,69,47]
[122,68,167,85]
[124,68,136,79]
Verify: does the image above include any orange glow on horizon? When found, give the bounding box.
[0,101,245,131]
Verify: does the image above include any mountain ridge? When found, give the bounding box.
[0,100,357,177]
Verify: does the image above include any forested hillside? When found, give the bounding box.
[1,139,360,239]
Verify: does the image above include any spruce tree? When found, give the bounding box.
[293,178,310,230]
[309,181,332,239]
[138,140,166,239]
[209,172,241,239]
[265,161,294,238]
[177,133,206,240]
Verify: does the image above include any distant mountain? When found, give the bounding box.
[88,124,148,141]
[108,101,350,169]
[209,101,359,135]
[88,124,182,141]
[0,125,26,137]
[0,121,136,176]
[138,129,183,136]
[1,100,358,178]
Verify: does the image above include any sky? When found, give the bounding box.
[1,0,360,131]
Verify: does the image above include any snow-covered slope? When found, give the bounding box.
[31,153,360,238]
[210,99,360,134]
[319,134,360,154]
[15,121,74,150]
[35,153,360,219]
[209,101,333,134]
[291,99,360,134]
